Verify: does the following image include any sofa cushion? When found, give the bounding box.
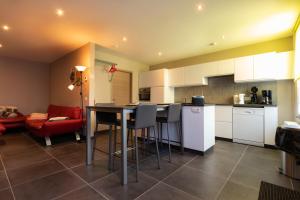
[0,123,6,134]
[0,115,26,124]
[26,120,46,130]
[47,105,81,119]
[28,113,48,120]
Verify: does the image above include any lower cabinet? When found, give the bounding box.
[264,107,278,146]
[215,121,232,139]
[215,105,233,139]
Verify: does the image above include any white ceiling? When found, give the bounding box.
[0,0,299,65]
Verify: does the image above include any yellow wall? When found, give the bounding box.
[151,36,294,70]
[50,43,94,109]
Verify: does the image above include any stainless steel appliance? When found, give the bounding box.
[192,96,205,106]
[139,88,150,101]
[262,90,272,104]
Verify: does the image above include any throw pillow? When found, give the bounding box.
[48,117,70,122]
[28,113,48,120]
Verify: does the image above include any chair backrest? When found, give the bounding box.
[134,104,157,129]
[95,103,118,124]
[47,104,82,119]
[167,104,182,123]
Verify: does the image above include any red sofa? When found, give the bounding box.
[0,113,26,135]
[0,123,5,135]
[26,105,83,145]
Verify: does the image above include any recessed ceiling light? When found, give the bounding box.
[122,37,127,42]
[2,25,10,31]
[56,9,64,16]
[197,4,203,11]
[222,35,225,39]
[158,52,162,56]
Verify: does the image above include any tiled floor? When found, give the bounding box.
[0,132,299,200]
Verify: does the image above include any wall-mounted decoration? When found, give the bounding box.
[106,64,118,82]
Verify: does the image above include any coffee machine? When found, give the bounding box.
[262,90,272,104]
[250,86,258,104]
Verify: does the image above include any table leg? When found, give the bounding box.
[121,110,128,185]
[86,108,93,165]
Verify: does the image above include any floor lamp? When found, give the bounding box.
[68,65,87,122]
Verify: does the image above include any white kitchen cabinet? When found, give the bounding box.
[168,67,185,87]
[276,51,294,80]
[253,52,277,81]
[264,107,278,146]
[139,69,168,88]
[216,122,233,139]
[150,86,174,104]
[184,64,208,86]
[215,106,233,139]
[234,56,254,82]
[215,106,233,122]
[182,106,215,152]
[218,59,235,75]
[202,62,219,77]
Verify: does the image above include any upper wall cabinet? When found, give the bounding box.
[139,69,168,88]
[253,52,277,81]
[202,61,219,77]
[234,51,293,83]
[276,51,294,80]
[234,55,254,82]
[168,67,185,87]
[184,64,208,86]
[218,59,235,75]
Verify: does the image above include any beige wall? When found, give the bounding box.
[277,80,295,124]
[151,36,293,70]
[50,43,94,109]
[0,56,50,114]
[93,45,149,104]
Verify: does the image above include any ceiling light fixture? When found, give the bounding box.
[122,37,127,42]
[158,52,162,56]
[2,25,10,31]
[0,44,2,48]
[222,35,225,39]
[197,4,203,11]
[56,9,64,16]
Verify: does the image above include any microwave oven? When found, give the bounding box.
[139,88,150,101]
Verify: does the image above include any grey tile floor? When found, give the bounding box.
[0,132,299,200]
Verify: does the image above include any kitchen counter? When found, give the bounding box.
[211,104,233,106]
[181,103,215,107]
[233,104,277,108]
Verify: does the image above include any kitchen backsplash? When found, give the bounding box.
[175,75,279,104]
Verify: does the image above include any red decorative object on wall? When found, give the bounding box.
[108,64,118,81]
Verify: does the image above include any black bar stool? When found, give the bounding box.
[92,103,119,171]
[156,103,182,162]
[127,104,161,181]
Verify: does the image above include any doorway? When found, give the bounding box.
[111,70,132,105]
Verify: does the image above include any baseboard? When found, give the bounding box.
[215,137,233,142]
[264,144,277,149]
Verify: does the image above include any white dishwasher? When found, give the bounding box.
[233,107,264,147]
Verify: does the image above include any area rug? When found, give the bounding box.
[259,181,300,200]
